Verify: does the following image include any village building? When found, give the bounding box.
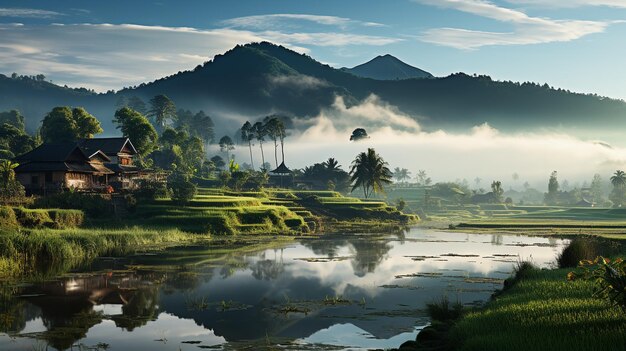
[78,137,140,190]
[13,137,144,194]
[13,143,114,194]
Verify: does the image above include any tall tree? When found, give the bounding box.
[545,171,560,205]
[610,170,626,207]
[40,107,77,143]
[113,107,158,161]
[240,121,255,170]
[263,116,285,167]
[0,110,25,131]
[253,121,267,171]
[349,148,393,198]
[193,110,214,147]
[491,180,504,202]
[218,135,235,161]
[148,94,176,132]
[72,107,103,139]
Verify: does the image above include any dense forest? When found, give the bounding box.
[1,42,625,135]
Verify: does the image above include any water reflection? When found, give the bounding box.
[0,229,568,350]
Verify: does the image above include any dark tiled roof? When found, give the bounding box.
[78,137,137,156]
[14,143,87,163]
[270,162,292,174]
[15,161,113,174]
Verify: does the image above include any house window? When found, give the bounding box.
[45,172,53,182]
[121,157,130,165]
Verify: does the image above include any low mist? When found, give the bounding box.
[223,94,626,191]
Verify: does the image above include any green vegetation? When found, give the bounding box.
[446,267,626,351]
[40,106,102,143]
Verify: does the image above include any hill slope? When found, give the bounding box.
[1,41,625,134]
[342,54,433,80]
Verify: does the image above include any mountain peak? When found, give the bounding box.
[343,54,433,80]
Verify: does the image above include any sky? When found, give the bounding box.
[1,0,626,99]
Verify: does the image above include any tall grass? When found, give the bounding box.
[447,268,626,350]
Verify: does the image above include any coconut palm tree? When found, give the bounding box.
[349,148,393,198]
[611,170,626,188]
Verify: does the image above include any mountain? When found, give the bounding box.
[341,54,433,80]
[1,41,625,136]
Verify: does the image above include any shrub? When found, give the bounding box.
[169,173,197,204]
[13,208,52,228]
[0,206,18,229]
[48,209,84,229]
[33,192,111,218]
[133,178,169,200]
[426,296,464,322]
[557,238,601,268]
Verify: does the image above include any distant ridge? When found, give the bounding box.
[1,41,626,135]
[342,54,433,80]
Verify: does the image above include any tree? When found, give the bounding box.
[211,155,226,170]
[0,123,36,156]
[590,174,604,204]
[218,135,235,161]
[193,111,214,147]
[610,170,626,207]
[72,107,103,139]
[417,170,428,186]
[545,171,560,205]
[349,148,393,198]
[253,121,267,171]
[350,128,369,142]
[40,106,102,143]
[0,110,25,131]
[168,172,197,204]
[148,94,176,132]
[113,108,158,161]
[241,121,255,170]
[41,107,77,143]
[263,116,285,167]
[491,180,504,202]
[392,168,411,184]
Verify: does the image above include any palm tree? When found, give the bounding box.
[253,122,267,171]
[349,148,393,198]
[240,121,255,170]
[611,170,626,188]
[263,116,286,167]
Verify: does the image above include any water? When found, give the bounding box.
[0,228,568,350]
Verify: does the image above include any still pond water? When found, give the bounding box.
[0,228,568,350]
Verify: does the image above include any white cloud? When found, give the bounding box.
[505,0,626,8]
[0,7,62,18]
[221,14,385,29]
[0,23,399,91]
[413,0,617,49]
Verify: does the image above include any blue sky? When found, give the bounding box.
[1,0,626,99]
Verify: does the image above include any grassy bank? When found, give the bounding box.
[0,227,200,278]
[446,267,626,350]
[0,187,415,278]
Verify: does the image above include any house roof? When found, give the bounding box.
[105,163,140,174]
[78,137,137,156]
[14,143,89,163]
[14,161,113,174]
[270,162,292,174]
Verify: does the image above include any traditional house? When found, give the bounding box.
[78,137,140,190]
[14,143,114,194]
